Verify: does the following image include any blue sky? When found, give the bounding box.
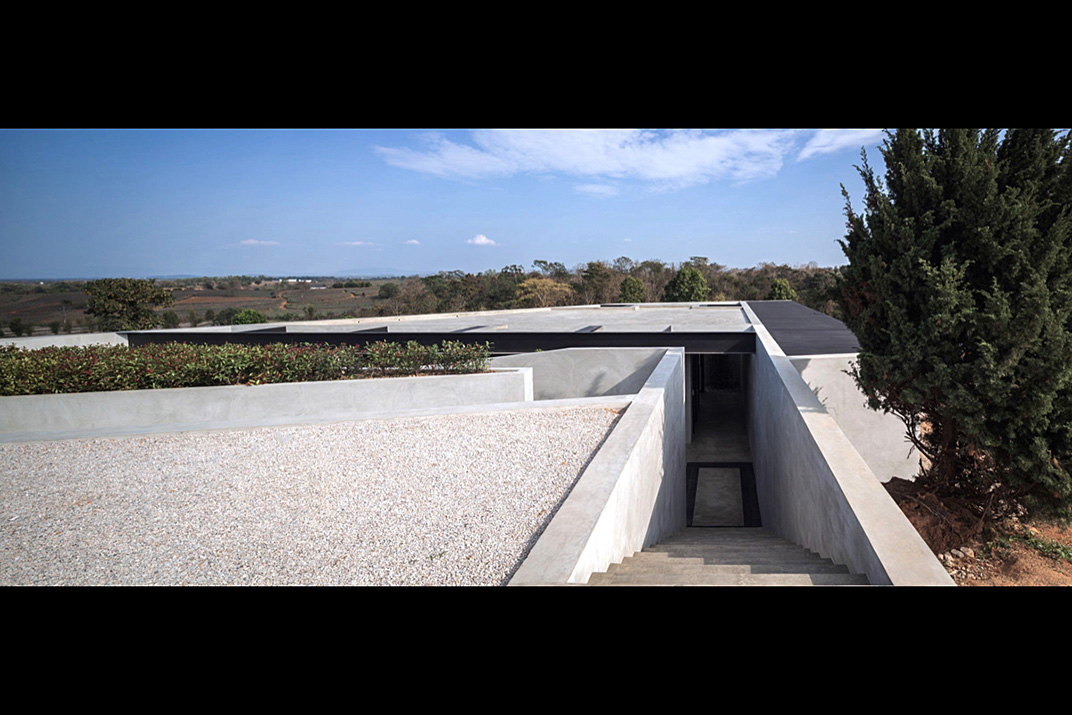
[0,128,887,279]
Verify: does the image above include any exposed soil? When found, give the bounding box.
[885,476,1072,586]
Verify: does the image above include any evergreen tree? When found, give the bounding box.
[839,128,1072,515]
[661,265,709,302]
[84,278,174,331]
[618,276,646,302]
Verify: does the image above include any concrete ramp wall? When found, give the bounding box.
[509,347,686,585]
[491,347,666,400]
[744,308,951,586]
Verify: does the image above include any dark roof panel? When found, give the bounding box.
[747,301,860,356]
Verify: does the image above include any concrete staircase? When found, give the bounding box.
[587,527,870,586]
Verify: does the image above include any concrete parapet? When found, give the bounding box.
[0,332,128,349]
[509,347,686,585]
[741,303,951,585]
[0,367,532,442]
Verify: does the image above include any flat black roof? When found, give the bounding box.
[747,301,859,356]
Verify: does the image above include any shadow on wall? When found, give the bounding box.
[791,356,918,483]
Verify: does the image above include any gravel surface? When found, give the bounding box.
[0,405,622,586]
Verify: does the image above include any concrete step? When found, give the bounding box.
[641,550,836,565]
[586,527,870,586]
[602,558,852,575]
[588,571,870,586]
[656,528,793,543]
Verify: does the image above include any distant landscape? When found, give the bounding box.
[0,257,842,337]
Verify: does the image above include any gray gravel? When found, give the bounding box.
[0,405,621,585]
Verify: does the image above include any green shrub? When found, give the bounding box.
[232,309,268,325]
[0,340,492,396]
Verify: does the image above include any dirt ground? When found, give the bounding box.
[885,476,1072,586]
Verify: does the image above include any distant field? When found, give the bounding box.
[0,279,401,336]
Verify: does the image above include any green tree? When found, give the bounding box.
[160,310,180,329]
[661,265,709,302]
[766,278,799,301]
[532,260,569,279]
[8,318,32,337]
[618,275,646,302]
[578,261,614,303]
[638,259,673,302]
[378,282,400,299]
[213,307,239,325]
[84,278,174,331]
[839,128,1072,515]
[232,309,267,325]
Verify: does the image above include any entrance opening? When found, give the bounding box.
[686,353,758,526]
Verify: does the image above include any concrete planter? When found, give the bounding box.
[1,367,533,442]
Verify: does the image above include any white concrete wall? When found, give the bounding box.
[491,347,666,400]
[1,368,532,442]
[509,347,687,585]
[791,355,919,482]
[743,308,951,585]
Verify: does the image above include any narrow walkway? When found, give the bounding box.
[687,389,751,463]
[587,382,868,585]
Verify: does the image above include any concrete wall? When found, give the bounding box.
[791,355,919,483]
[1,368,532,442]
[743,307,951,585]
[509,347,687,585]
[0,332,127,349]
[491,347,666,400]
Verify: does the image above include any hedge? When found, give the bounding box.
[0,340,491,396]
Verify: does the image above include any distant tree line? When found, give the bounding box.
[0,260,844,335]
[362,258,843,319]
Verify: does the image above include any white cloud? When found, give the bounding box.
[338,241,379,247]
[374,129,800,190]
[797,129,884,161]
[404,239,421,245]
[467,234,496,246]
[623,238,633,242]
[575,183,620,197]
[239,239,280,246]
